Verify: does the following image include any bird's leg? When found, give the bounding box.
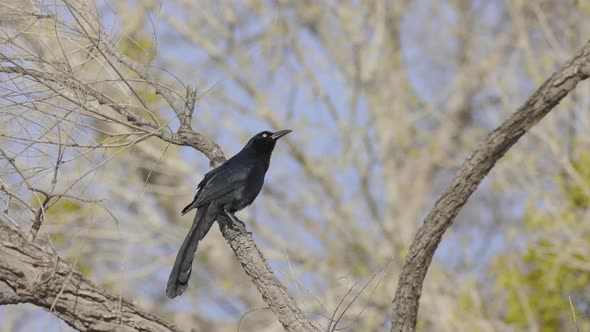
[223,208,248,233]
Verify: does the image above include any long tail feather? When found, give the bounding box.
[166,203,217,298]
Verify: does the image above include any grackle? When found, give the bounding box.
[166,129,292,298]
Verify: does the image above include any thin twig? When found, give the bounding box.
[568,296,580,332]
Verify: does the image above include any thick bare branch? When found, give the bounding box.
[0,221,184,332]
[391,40,590,332]
[218,215,320,332]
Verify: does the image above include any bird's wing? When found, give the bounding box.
[181,161,251,214]
[196,162,227,189]
[181,163,229,215]
[194,163,250,206]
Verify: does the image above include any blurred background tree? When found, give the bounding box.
[1,0,589,331]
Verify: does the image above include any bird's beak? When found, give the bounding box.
[271,129,292,140]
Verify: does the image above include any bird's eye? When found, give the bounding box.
[262,133,268,138]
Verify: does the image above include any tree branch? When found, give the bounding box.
[391,40,590,332]
[0,221,184,332]
[0,64,225,168]
[218,215,320,332]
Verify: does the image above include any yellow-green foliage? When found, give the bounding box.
[119,33,155,64]
[560,152,590,209]
[492,152,590,331]
[33,198,95,276]
[47,199,82,216]
[494,241,588,331]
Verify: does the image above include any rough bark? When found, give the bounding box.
[218,216,319,332]
[391,40,590,332]
[0,222,185,332]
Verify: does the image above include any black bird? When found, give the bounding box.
[166,129,292,298]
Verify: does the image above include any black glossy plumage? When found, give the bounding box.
[166,129,291,298]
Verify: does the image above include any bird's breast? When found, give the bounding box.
[232,165,267,212]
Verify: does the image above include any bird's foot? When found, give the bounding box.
[223,209,249,234]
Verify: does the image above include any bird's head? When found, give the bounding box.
[246,129,292,154]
